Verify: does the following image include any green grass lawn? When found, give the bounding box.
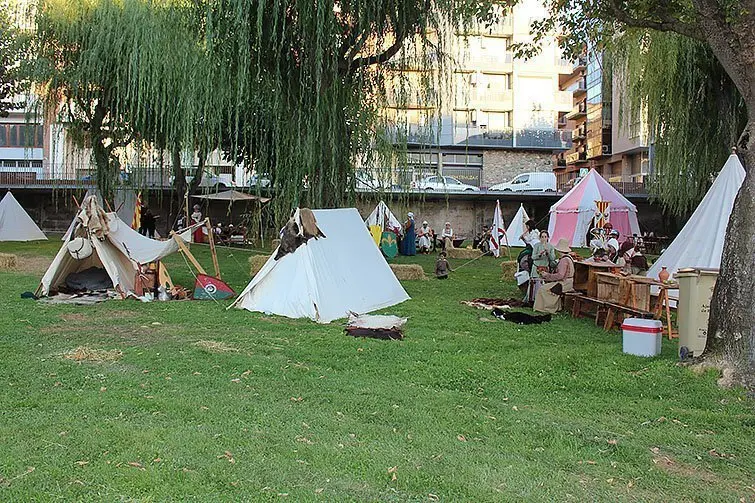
[0,239,753,502]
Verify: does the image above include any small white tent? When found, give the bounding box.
[40,196,186,296]
[505,204,530,247]
[0,191,47,241]
[231,208,410,323]
[648,154,745,291]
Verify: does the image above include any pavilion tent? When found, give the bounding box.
[0,191,47,241]
[547,169,641,247]
[40,196,189,296]
[647,154,745,298]
[192,189,271,203]
[505,204,530,247]
[231,208,410,323]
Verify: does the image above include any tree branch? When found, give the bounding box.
[606,0,706,42]
[347,28,406,70]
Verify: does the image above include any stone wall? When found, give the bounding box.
[481,150,555,187]
[6,188,683,246]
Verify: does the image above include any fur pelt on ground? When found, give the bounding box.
[491,308,551,325]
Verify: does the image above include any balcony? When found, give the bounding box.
[571,127,586,140]
[458,51,513,71]
[565,101,587,120]
[564,151,587,165]
[458,17,513,37]
[555,90,573,108]
[477,89,513,108]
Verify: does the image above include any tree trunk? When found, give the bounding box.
[706,119,755,388]
[90,102,117,200]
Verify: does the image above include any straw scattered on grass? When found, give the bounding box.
[62,346,123,363]
[194,340,239,353]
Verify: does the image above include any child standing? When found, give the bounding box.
[435,251,450,279]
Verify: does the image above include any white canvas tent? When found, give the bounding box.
[231,208,410,323]
[505,204,530,247]
[40,196,187,296]
[0,191,47,241]
[365,200,402,234]
[648,154,746,298]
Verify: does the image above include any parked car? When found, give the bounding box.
[488,172,557,192]
[412,175,480,192]
[81,171,130,183]
[248,173,271,188]
[562,175,584,191]
[169,169,227,188]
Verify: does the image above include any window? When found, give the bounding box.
[445,176,461,185]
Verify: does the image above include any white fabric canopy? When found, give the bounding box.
[365,200,402,234]
[232,208,410,323]
[648,154,745,297]
[505,204,530,247]
[40,197,187,296]
[0,191,47,241]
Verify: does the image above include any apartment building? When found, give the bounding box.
[556,50,650,193]
[384,0,574,189]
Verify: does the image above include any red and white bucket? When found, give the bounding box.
[621,318,663,357]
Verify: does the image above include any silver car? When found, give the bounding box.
[413,175,480,192]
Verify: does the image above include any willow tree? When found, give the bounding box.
[529,0,755,386]
[0,2,23,118]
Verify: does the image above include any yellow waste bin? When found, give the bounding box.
[675,268,719,359]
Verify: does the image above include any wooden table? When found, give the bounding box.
[573,261,621,298]
[594,272,652,311]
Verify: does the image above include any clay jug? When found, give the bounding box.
[658,266,670,283]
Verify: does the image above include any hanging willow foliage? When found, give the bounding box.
[29,0,495,220]
[612,30,747,217]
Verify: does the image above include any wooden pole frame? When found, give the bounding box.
[205,218,221,279]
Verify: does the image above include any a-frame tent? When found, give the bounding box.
[231,208,410,323]
[648,153,745,286]
[0,191,47,241]
[40,196,186,296]
[505,204,530,247]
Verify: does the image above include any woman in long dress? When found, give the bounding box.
[528,230,556,302]
[517,219,539,273]
[534,238,575,313]
[400,212,416,256]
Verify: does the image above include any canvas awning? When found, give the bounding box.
[192,190,270,203]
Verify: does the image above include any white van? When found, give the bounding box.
[488,172,557,192]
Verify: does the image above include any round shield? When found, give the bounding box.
[380,231,398,258]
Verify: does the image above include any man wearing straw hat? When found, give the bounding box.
[534,238,575,314]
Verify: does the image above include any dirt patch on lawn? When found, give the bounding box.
[62,346,123,363]
[194,340,239,353]
[651,447,718,483]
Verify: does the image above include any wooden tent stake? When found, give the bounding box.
[205,218,221,279]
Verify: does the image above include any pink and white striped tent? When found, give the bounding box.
[547,169,641,247]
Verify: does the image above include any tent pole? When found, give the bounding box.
[171,232,207,275]
[205,218,221,279]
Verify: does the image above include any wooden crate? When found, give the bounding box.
[620,278,651,312]
[596,272,621,303]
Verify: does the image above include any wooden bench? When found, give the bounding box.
[567,292,654,331]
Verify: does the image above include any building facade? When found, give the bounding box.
[385,0,574,189]
[556,50,650,193]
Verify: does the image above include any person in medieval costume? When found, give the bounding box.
[534,238,575,314]
[400,212,416,256]
[417,221,433,253]
[191,204,204,243]
[440,222,454,250]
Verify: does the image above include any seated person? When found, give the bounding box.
[606,229,620,261]
[417,221,433,253]
[534,238,575,314]
[583,248,611,264]
[617,240,648,275]
[440,222,454,250]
